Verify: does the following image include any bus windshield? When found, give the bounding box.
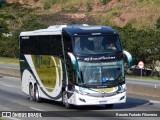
[78,60,124,87]
[74,35,121,54]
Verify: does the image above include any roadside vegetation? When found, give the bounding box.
[0,0,160,77]
[0,57,19,64]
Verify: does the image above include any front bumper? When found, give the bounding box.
[68,91,126,106]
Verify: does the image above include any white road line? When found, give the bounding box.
[0,66,19,69]
[0,83,15,88]
[149,100,160,104]
[4,76,20,80]
[3,117,20,120]
[30,107,44,111]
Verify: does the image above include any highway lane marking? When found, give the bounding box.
[5,117,20,120]
[0,83,16,88]
[0,66,19,70]
[3,76,20,80]
[30,107,44,111]
[149,100,160,104]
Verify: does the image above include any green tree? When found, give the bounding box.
[0,0,7,7]
[0,19,8,34]
[114,23,160,76]
[21,17,47,31]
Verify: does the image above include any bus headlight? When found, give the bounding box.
[75,90,89,95]
[117,85,126,93]
[117,88,126,93]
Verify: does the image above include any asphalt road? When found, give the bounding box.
[0,75,160,120]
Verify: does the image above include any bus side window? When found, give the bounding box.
[63,34,72,53]
[49,35,62,56]
[33,35,62,56]
[34,36,49,55]
[20,37,34,54]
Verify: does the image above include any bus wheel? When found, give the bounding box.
[62,91,72,109]
[34,85,41,102]
[29,84,34,101]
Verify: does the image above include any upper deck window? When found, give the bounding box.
[20,35,62,55]
[73,35,122,54]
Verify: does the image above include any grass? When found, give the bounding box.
[126,75,160,81]
[0,57,19,65]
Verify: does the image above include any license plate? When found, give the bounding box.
[99,100,107,104]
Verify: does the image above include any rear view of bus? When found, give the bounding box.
[19,24,132,109]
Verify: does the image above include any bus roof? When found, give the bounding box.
[62,25,117,36]
[20,24,117,36]
[20,25,67,36]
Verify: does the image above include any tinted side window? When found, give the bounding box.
[35,35,62,55]
[49,35,62,56]
[20,35,62,56]
[20,37,35,54]
[63,34,72,53]
[35,36,50,55]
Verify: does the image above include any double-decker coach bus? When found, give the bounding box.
[19,24,132,109]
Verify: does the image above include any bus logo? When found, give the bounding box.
[22,36,29,39]
[84,56,115,61]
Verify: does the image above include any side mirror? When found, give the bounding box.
[67,52,78,70]
[123,50,132,68]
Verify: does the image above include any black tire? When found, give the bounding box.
[34,85,41,102]
[62,91,72,109]
[29,84,34,101]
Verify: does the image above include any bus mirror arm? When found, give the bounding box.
[123,50,132,68]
